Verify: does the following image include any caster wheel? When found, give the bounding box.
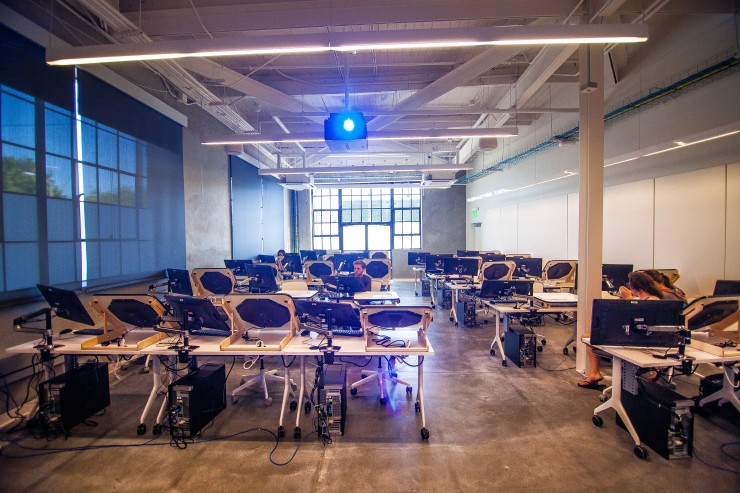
[414,402,421,413]
[361,373,367,379]
[277,426,285,439]
[483,320,488,324]
[304,402,312,414]
[264,397,273,407]
[152,424,162,436]
[502,360,507,367]
[449,317,453,322]
[592,415,603,427]
[136,423,146,435]
[415,292,418,296]
[142,367,150,373]
[294,427,301,439]
[537,346,543,352]
[599,393,608,403]
[541,339,546,346]
[350,388,358,396]
[406,386,413,395]
[289,401,298,411]
[454,322,458,327]
[420,428,430,440]
[563,347,569,355]
[634,445,648,459]
[489,348,495,356]
[380,397,387,404]
[232,395,239,404]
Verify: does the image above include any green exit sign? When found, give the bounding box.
[471,207,479,219]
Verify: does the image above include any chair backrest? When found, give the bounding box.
[369,250,389,259]
[191,268,236,297]
[479,261,516,281]
[542,260,577,282]
[364,258,392,282]
[282,279,309,291]
[683,295,740,331]
[89,294,171,331]
[304,260,334,282]
[371,279,382,292]
[655,268,680,285]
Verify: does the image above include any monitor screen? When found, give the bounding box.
[590,299,684,347]
[333,253,365,273]
[602,264,633,290]
[321,275,367,295]
[257,254,276,264]
[243,264,278,293]
[224,259,252,276]
[281,253,302,273]
[300,250,318,261]
[443,257,479,277]
[713,280,740,296]
[166,268,193,296]
[478,280,533,298]
[294,300,361,330]
[512,257,542,278]
[407,251,430,266]
[457,250,479,257]
[36,284,95,326]
[425,254,453,274]
[165,295,230,334]
[481,253,506,263]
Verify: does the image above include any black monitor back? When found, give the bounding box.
[602,264,633,289]
[443,257,479,277]
[590,299,684,347]
[713,280,740,296]
[281,253,302,273]
[479,280,533,298]
[244,264,278,292]
[511,258,542,278]
[300,250,319,261]
[407,251,430,266]
[425,254,453,274]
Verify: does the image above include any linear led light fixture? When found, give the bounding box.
[203,127,518,145]
[47,24,648,66]
[259,163,473,176]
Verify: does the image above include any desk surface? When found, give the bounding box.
[584,338,737,367]
[353,291,401,301]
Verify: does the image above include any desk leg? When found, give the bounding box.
[153,356,176,434]
[699,364,740,413]
[277,365,291,439]
[414,269,419,296]
[592,358,647,459]
[489,310,506,365]
[138,355,163,435]
[416,355,429,440]
[294,356,306,439]
[450,288,458,324]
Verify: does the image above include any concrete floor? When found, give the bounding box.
[0,280,738,492]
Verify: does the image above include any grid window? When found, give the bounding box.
[312,189,339,250]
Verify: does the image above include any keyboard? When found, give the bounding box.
[189,328,231,337]
[73,328,105,336]
[328,328,363,337]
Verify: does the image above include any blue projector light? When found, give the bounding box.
[324,111,368,150]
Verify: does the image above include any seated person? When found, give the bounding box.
[353,259,373,292]
[579,271,664,389]
[276,249,286,271]
[642,269,686,301]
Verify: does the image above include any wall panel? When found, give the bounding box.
[517,196,568,261]
[725,163,740,279]
[603,179,654,269]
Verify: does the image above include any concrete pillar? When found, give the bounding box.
[575,43,605,375]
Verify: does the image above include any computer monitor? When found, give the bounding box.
[478,280,534,298]
[300,250,318,261]
[36,284,95,326]
[281,253,303,274]
[443,257,479,277]
[333,253,365,273]
[713,280,740,296]
[590,299,684,347]
[166,268,193,296]
[511,257,542,278]
[294,300,361,331]
[481,253,506,263]
[164,295,231,335]
[243,264,279,293]
[407,251,430,266]
[320,275,367,295]
[223,259,252,276]
[602,264,633,290]
[457,250,479,257]
[257,254,276,264]
[425,253,454,274]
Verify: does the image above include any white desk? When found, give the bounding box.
[280,289,318,299]
[485,302,577,364]
[587,340,738,458]
[412,266,426,295]
[443,280,480,325]
[353,291,401,304]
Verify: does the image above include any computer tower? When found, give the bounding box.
[318,364,347,436]
[436,287,452,309]
[39,362,110,433]
[168,363,226,438]
[504,326,537,367]
[455,300,477,327]
[617,380,693,459]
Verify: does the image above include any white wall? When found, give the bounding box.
[472,162,740,297]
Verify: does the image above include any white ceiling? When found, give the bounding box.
[3,0,734,188]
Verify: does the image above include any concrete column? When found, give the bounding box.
[575,43,605,375]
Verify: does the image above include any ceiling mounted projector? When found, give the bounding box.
[324,111,368,151]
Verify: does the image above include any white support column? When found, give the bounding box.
[575,43,605,375]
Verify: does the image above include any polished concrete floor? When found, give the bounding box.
[0,280,738,492]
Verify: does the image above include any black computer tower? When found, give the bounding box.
[168,363,226,438]
[617,380,693,459]
[436,287,452,309]
[39,362,110,432]
[455,300,477,327]
[318,364,347,436]
[504,326,537,367]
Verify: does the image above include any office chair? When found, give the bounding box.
[190,268,237,298]
[369,250,389,259]
[304,260,334,283]
[222,294,298,406]
[365,258,392,289]
[371,279,383,292]
[479,261,516,281]
[350,305,432,404]
[86,294,173,350]
[655,269,681,286]
[281,279,309,291]
[542,260,577,286]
